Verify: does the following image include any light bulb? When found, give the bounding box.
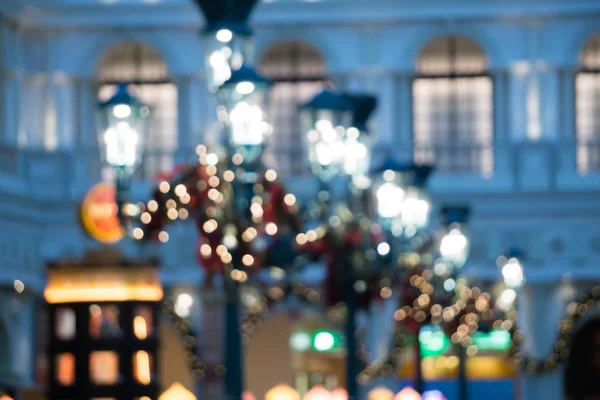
[216,29,233,43]
[502,259,524,289]
[376,182,404,218]
[236,81,255,95]
[113,104,131,118]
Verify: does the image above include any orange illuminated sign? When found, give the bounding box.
[80,183,124,244]
[44,267,163,304]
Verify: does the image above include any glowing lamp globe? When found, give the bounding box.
[502,257,525,289]
[242,391,256,400]
[343,95,377,185]
[218,64,271,167]
[303,89,354,181]
[332,388,348,400]
[303,385,332,400]
[265,384,300,400]
[367,387,394,400]
[439,207,470,270]
[371,159,432,236]
[97,84,150,175]
[439,227,469,268]
[201,30,253,92]
[394,387,422,400]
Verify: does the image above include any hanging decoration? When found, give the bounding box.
[143,156,598,383]
[162,296,225,382]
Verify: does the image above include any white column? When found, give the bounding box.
[492,70,513,185]
[396,73,413,163]
[0,70,22,146]
[49,73,76,150]
[21,75,48,148]
[373,71,398,151]
[556,67,578,181]
[72,77,100,194]
[518,283,563,400]
[508,62,530,142]
[539,65,560,141]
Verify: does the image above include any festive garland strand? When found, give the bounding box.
[162,297,226,382]
[508,285,600,374]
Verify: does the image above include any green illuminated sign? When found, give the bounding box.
[289,330,343,352]
[419,327,450,358]
[312,330,342,352]
[471,330,512,351]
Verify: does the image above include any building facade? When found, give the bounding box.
[0,0,599,399]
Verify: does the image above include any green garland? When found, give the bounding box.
[508,285,600,374]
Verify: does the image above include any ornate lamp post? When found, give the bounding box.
[437,206,470,400]
[216,64,271,400]
[96,84,150,230]
[193,0,258,93]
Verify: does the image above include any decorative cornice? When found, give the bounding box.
[16,0,600,30]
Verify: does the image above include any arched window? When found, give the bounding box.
[413,36,493,176]
[576,34,600,174]
[259,41,327,176]
[97,42,177,180]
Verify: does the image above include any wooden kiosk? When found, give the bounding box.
[44,250,163,400]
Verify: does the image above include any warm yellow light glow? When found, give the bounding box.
[284,193,296,206]
[159,181,170,193]
[242,254,254,266]
[133,228,144,239]
[159,383,197,400]
[265,384,300,400]
[174,184,187,197]
[44,267,163,304]
[303,385,332,400]
[265,169,277,181]
[134,316,148,339]
[167,208,178,220]
[134,351,151,385]
[265,222,278,235]
[159,231,170,243]
[394,387,421,400]
[397,355,516,379]
[331,388,347,400]
[148,200,158,212]
[368,387,394,400]
[242,391,256,400]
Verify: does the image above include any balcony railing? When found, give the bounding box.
[413,141,494,177]
[0,140,598,202]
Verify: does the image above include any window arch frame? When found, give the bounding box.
[96,41,178,181]
[258,40,328,177]
[575,32,600,174]
[412,35,494,177]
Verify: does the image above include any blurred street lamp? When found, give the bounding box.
[497,248,526,311]
[97,84,150,227]
[371,159,432,236]
[439,207,470,272]
[192,0,259,92]
[218,64,272,168]
[302,89,355,182]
